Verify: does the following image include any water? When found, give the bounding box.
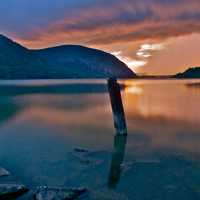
[0,79,200,199]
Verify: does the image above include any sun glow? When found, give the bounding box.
[136,43,165,59]
[112,43,165,72]
[112,51,147,72]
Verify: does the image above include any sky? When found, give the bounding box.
[0,0,200,75]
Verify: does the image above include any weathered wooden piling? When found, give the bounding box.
[107,78,128,188]
[107,78,127,135]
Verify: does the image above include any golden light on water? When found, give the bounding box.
[125,85,143,95]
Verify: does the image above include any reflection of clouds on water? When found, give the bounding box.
[120,79,200,158]
[122,79,200,125]
[0,81,110,128]
[1,80,200,158]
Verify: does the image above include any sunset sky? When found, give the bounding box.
[1,0,200,75]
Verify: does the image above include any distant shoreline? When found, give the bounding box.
[0,77,200,81]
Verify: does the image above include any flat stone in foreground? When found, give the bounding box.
[34,186,87,200]
[0,184,28,199]
[0,167,10,177]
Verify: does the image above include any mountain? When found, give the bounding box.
[0,34,135,79]
[175,67,200,78]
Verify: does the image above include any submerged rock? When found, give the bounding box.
[90,189,128,200]
[0,184,28,199]
[34,186,87,200]
[120,162,133,173]
[72,149,104,167]
[0,167,10,177]
[74,148,90,153]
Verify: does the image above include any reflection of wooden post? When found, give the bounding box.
[108,134,127,189]
[107,78,128,189]
[108,78,127,135]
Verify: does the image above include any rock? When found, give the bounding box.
[0,184,28,199]
[34,186,88,200]
[73,148,105,167]
[0,167,10,177]
[120,162,133,173]
[134,158,160,164]
[74,148,90,154]
[90,189,129,200]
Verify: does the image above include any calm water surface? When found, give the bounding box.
[0,79,200,200]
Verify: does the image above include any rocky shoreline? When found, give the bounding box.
[0,167,88,200]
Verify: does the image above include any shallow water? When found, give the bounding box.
[0,79,200,199]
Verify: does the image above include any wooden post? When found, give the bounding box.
[107,78,128,188]
[107,78,127,135]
